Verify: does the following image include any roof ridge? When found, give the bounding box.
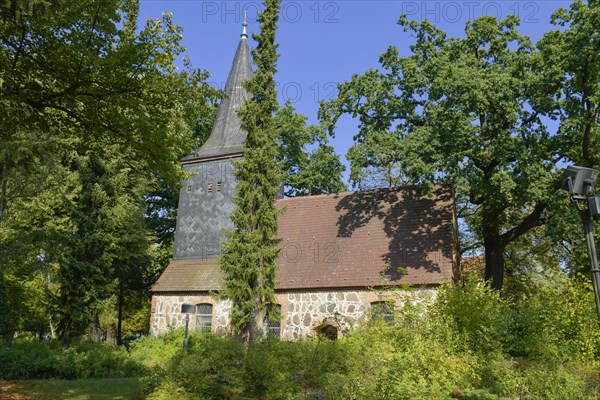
[275,185,450,204]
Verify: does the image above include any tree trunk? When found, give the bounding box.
[0,161,8,220]
[248,306,266,344]
[484,230,505,290]
[88,315,103,343]
[48,315,56,339]
[117,281,123,346]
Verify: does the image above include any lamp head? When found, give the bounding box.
[561,165,599,197]
[181,303,196,314]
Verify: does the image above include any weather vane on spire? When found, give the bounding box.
[241,11,248,38]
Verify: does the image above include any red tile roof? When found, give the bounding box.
[152,186,457,292]
[152,259,223,292]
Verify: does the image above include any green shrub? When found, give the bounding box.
[143,319,600,399]
[156,332,245,399]
[147,380,196,400]
[6,274,591,398]
[507,271,600,362]
[0,340,144,379]
[242,339,311,399]
[519,363,588,399]
[434,276,511,355]
[129,328,184,371]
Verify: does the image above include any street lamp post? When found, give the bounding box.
[561,165,600,323]
[181,303,196,351]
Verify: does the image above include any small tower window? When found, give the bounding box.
[186,184,192,192]
[216,182,222,192]
[207,182,213,193]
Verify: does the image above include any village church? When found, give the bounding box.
[149,24,460,339]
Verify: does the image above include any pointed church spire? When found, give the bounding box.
[188,22,252,160]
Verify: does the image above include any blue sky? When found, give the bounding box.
[139,0,572,184]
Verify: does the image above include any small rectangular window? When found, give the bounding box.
[186,184,192,192]
[216,182,222,192]
[195,303,213,331]
[371,301,394,324]
[207,182,213,193]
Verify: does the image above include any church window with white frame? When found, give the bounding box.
[195,303,213,331]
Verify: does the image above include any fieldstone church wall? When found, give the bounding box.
[150,294,232,336]
[150,288,436,338]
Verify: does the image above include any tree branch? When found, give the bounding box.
[460,241,483,255]
[500,201,546,247]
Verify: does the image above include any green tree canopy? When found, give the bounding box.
[275,100,346,196]
[320,8,599,289]
[0,0,217,341]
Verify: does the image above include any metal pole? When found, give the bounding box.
[580,209,600,324]
[183,314,190,351]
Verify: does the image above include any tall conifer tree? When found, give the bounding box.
[219,0,283,343]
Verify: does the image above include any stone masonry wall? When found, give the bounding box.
[275,288,436,340]
[150,288,436,338]
[150,294,232,336]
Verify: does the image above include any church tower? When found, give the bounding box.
[172,23,252,261]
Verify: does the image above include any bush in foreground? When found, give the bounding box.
[145,276,600,399]
[2,273,599,399]
[0,340,143,379]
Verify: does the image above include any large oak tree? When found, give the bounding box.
[320,7,599,289]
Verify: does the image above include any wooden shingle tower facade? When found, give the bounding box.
[173,26,252,261]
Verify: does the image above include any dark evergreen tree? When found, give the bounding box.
[0,0,217,341]
[219,0,284,343]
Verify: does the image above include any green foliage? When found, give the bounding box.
[539,0,600,168]
[537,0,600,275]
[1,378,143,400]
[0,0,217,342]
[319,3,600,289]
[506,270,600,362]
[147,332,245,399]
[314,299,476,400]
[275,101,346,196]
[128,328,184,371]
[44,153,150,341]
[219,0,284,342]
[4,281,600,398]
[435,276,511,354]
[434,271,600,363]
[141,289,599,399]
[241,339,311,399]
[0,340,143,380]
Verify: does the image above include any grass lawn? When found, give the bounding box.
[0,378,143,400]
